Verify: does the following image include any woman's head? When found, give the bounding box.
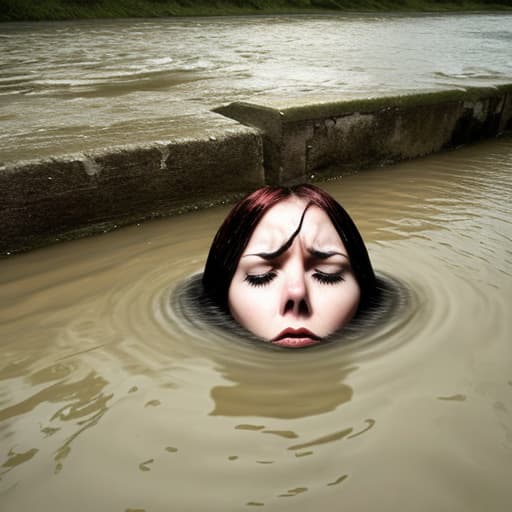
[202,184,377,347]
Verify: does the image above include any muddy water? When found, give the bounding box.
[2,13,512,163]
[1,136,512,510]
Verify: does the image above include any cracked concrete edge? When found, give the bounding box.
[217,84,512,124]
[1,126,264,255]
[214,84,512,183]
[2,84,512,256]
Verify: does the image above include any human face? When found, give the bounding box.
[228,197,361,348]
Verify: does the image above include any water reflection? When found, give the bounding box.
[0,369,112,476]
[210,363,356,418]
[1,447,38,473]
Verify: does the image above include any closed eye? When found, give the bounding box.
[313,269,345,285]
[245,270,277,287]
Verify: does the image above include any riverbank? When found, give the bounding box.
[2,0,512,22]
[2,85,511,255]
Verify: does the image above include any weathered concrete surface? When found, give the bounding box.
[1,127,264,254]
[215,84,512,184]
[3,84,512,256]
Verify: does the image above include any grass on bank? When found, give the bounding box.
[1,0,512,22]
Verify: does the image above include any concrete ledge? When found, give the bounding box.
[3,84,512,255]
[214,84,512,184]
[1,127,264,254]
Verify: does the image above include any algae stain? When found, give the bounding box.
[144,399,161,407]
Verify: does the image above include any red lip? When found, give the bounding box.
[272,328,321,348]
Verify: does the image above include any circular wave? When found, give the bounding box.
[167,270,416,359]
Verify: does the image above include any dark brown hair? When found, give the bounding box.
[202,184,377,314]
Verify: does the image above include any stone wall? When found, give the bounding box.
[215,84,512,184]
[2,84,511,255]
[1,128,264,254]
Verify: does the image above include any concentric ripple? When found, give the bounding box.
[1,137,512,510]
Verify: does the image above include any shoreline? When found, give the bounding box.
[2,1,512,23]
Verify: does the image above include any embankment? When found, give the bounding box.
[1,84,511,255]
[215,84,512,184]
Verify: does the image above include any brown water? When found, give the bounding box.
[1,136,512,510]
[2,13,512,163]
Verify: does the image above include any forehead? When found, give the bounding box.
[245,196,343,252]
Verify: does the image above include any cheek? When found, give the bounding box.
[338,280,361,322]
[315,279,360,327]
[228,279,276,327]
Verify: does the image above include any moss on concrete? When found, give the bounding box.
[0,191,247,256]
[0,128,264,255]
[280,87,507,122]
[214,84,512,183]
[3,84,512,255]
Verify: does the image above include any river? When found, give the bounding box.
[1,13,512,163]
[1,13,512,511]
[1,135,512,510]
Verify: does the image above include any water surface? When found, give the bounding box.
[1,13,512,162]
[1,136,511,510]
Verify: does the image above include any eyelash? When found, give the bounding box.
[313,270,345,285]
[244,269,345,287]
[245,271,278,287]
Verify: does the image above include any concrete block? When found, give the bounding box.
[0,127,264,254]
[3,83,512,255]
[215,85,512,184]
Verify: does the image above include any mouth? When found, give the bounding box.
[271,328,321,348]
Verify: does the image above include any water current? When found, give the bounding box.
[1,135,512,510]
[1,13,512,163]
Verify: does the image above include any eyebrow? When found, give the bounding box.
[244,246,347,262]
[243,203,348,262]
[308,248,348,260]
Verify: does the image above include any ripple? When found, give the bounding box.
[3,14,512,160]
[1,137,512,510]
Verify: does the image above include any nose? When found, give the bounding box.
[281,263,311,317]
